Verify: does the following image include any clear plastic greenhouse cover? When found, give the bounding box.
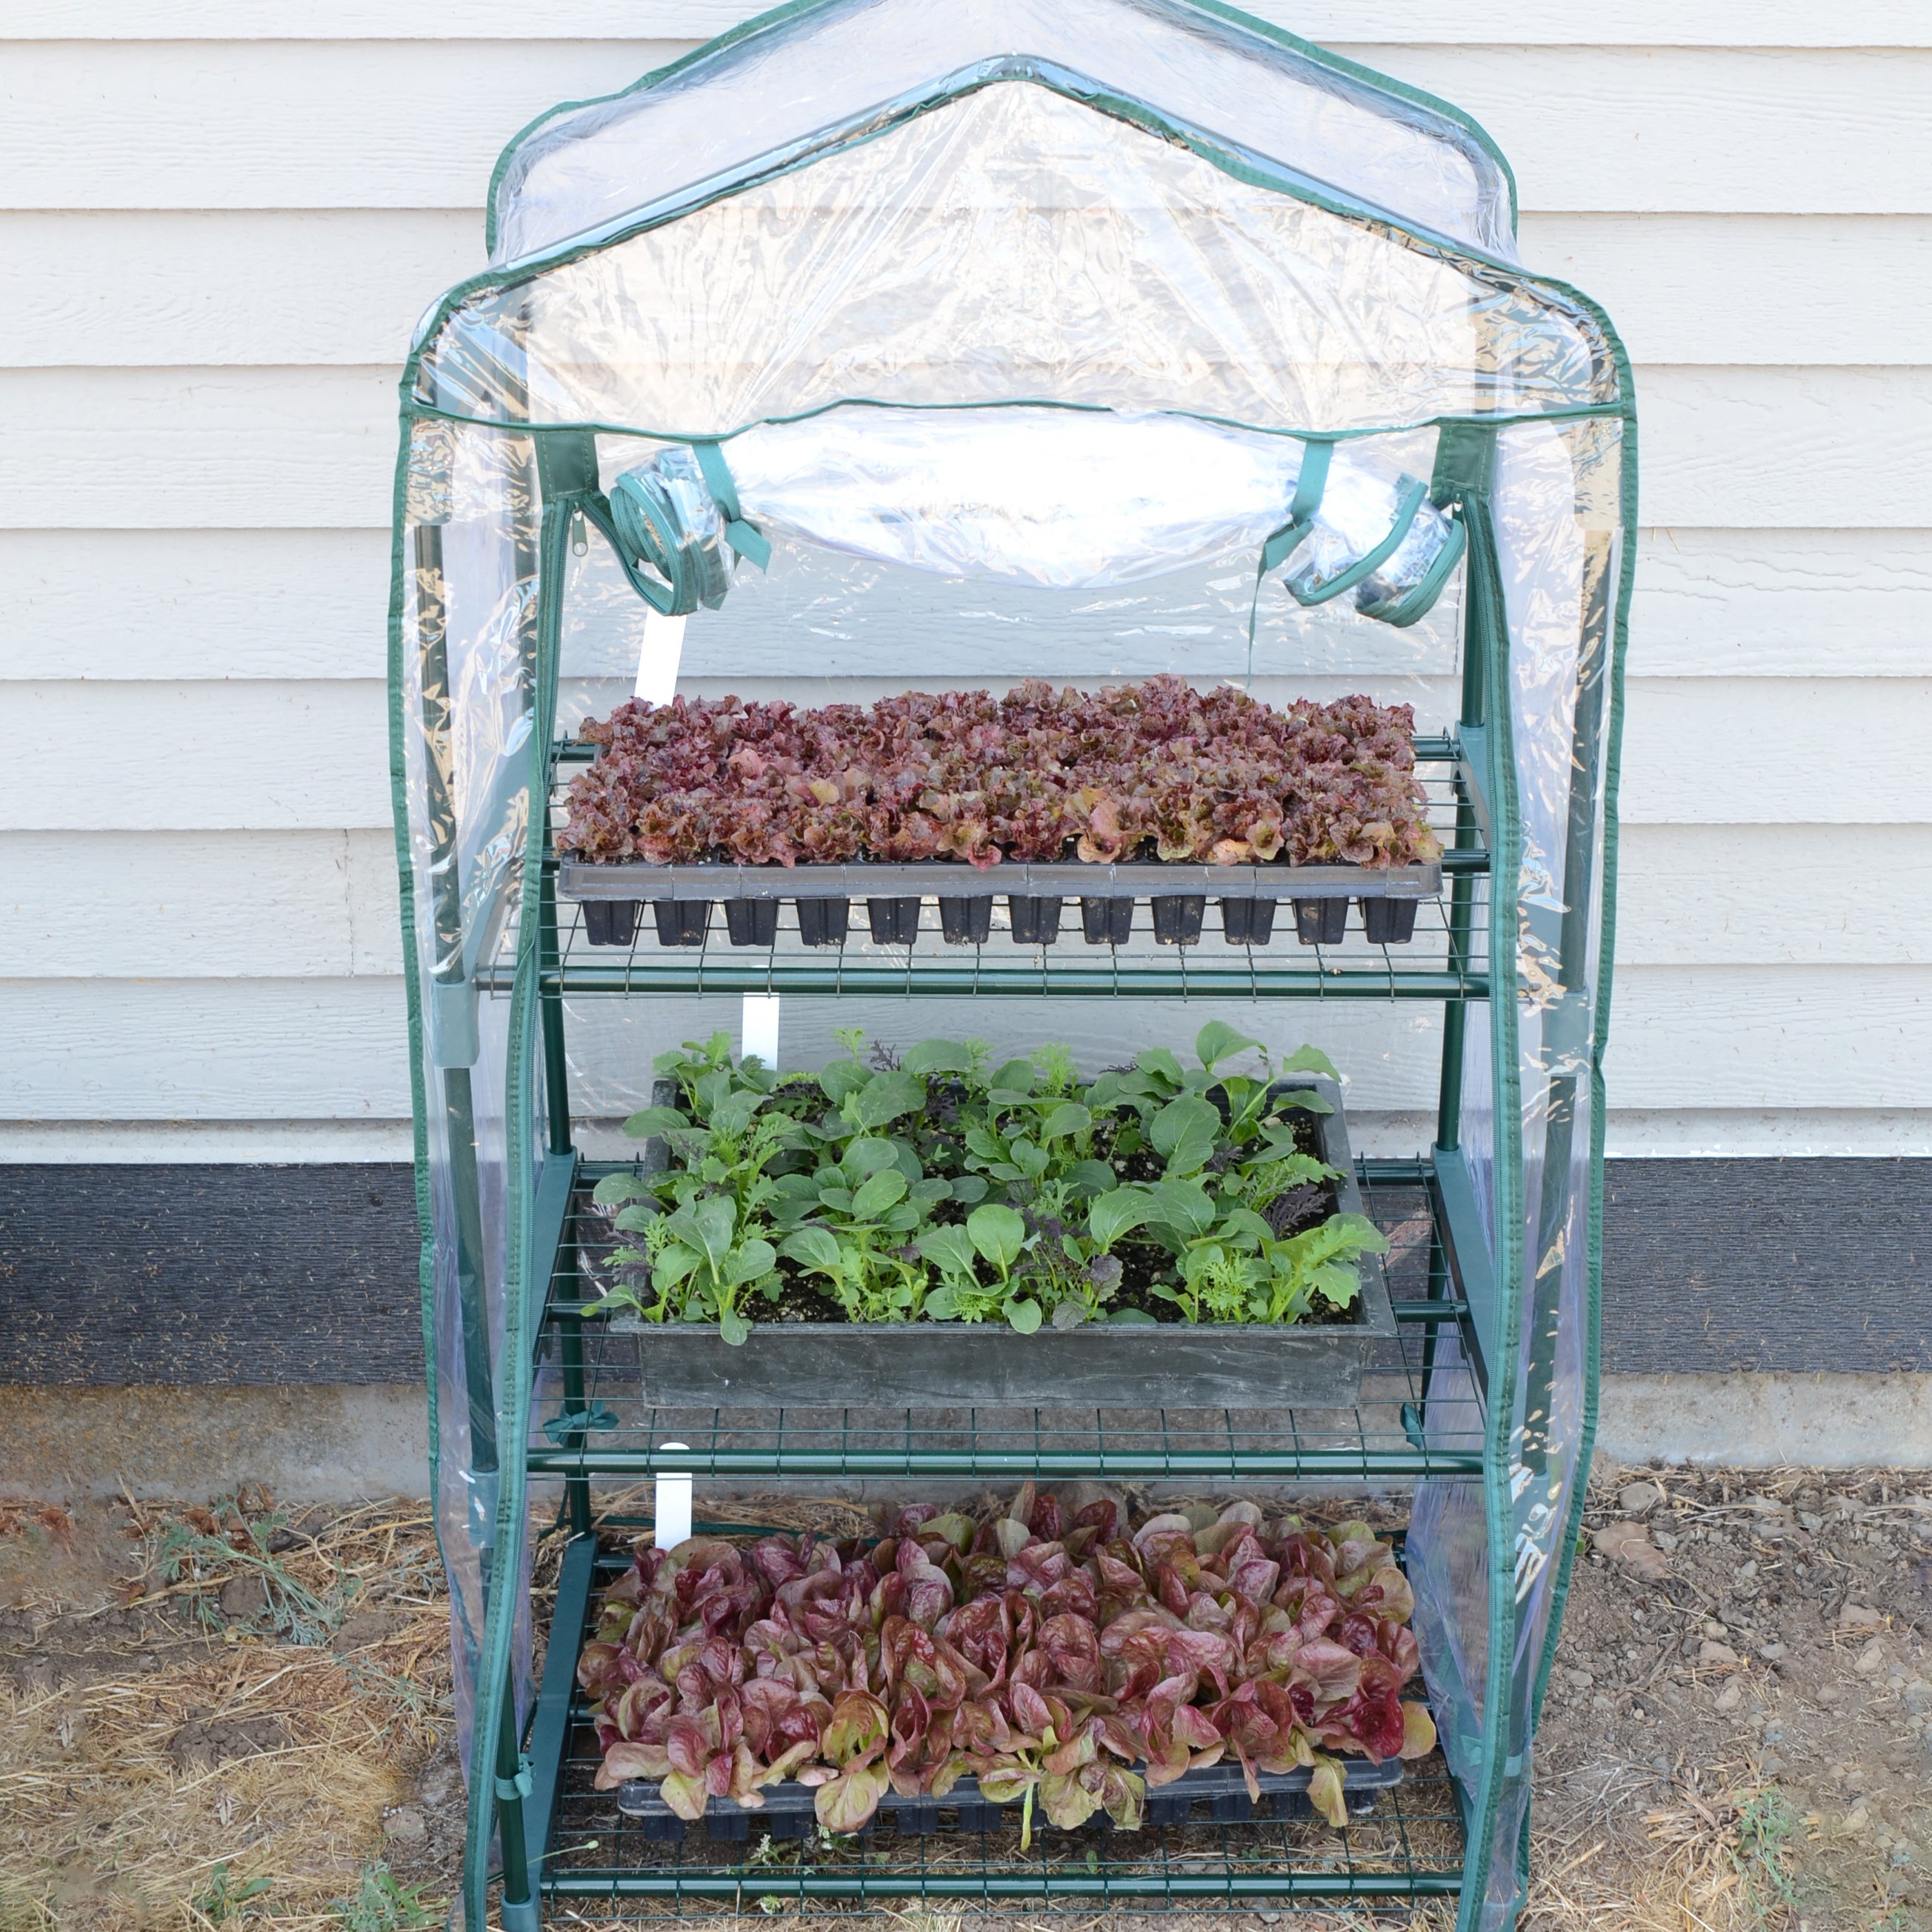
[391,4,1631,1928]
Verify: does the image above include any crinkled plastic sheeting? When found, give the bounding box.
[487,0,1517,265]
[390,8,1632,1927]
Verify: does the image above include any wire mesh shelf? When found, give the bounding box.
[532,1550,1466,1916]
[490,737,1490,1001]
[527,1162,1485,1485]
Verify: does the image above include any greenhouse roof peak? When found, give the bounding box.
[487,0,1518,267]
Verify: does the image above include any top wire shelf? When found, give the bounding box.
[484,736,1490,1001]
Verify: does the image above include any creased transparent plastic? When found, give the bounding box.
[490,0,1515,264]
[396,417,541,1775]
[391,19,1630,1931]
[607,407,1459,600]
[427,84,1608,441]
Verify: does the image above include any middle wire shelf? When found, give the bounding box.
[525,1159,1487,1488]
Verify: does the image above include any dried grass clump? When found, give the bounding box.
[0,1495,450,1931]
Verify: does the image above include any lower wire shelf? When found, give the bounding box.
[530,1551,1467,1914]
[527,1159,1488,1487]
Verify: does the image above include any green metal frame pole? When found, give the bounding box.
[1433,426,1497,1162]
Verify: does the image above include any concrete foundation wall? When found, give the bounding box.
[7,1375,1929,1504]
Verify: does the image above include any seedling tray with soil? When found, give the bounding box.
[579,1070,1396,1408]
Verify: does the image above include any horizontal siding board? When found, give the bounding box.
[2,529,395,681]
[1,977,413,1118]
[10,4,1931,44]
[1626,529,1932,679]
[3,682,393,830]
[6,366,1928,533]
[15,211,1930,371]
[1605,966,1932,1110]
[6,676,1923,830]
[6,965,1925,1121]
[0,830,402,977]
[1339,47,1932,214]
[3,210,482,371]
[4,824,1922,979]
[10,527,1928,683]
[1513,215,1932,370]
[2,44,1927,214]
[1612,825,1932,967]
[1616,678,1932,826]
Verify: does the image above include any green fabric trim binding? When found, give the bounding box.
[1362,511,1468,627]
[1453,476,1525,1932]
[383,416,444,1743]
[1288,473,1428,607]
[483,0,1516,260]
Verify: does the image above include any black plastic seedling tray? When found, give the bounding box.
[559,858,1441,952]
[613,1754,1405,1842]
[599,1076,1396,1408]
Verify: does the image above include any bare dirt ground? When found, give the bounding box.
[1,1465,1927,1931]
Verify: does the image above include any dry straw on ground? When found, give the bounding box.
[0,1491,450,1930]
[10,1462,1922,1930]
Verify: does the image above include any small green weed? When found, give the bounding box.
[190,1862,270,1925]
[327,1860,438,1931]
[1732,1783,1798,1913]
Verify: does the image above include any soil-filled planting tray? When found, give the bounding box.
[602,1074,1397,1408]
[559,857,1439,952]
[613,1756,1404,1841]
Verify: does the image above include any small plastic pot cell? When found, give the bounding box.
[581,900,641,947]
[1007,896,1063,945]
[795,896,849,947]
[1362,896,1419,945]
[1292,897,1348,946]
[1219,897,1276,946]
[939,896,993,945]
[723,898,779,947]
[1081,896,1133,945]
[867,896,922,945]
[1150,895,1205,945]
[652,900,710,946]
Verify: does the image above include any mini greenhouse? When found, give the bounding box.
[390,4,1632,1926]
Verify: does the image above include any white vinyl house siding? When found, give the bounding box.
[3,5,1928,1160]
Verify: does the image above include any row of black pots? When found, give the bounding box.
[579,893,1419,950]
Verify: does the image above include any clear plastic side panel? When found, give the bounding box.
[1488,416,1622,1929]
[430,81,1610,437]
[1408,415,1620,1931]
[399,416,541,1760]
[550,419,1466,1146]
[490,0,1513,264]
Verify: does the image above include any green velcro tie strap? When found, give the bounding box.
[1245,436,1336,688]
[1259,437,1333,575]
[496,1755,534,1804]
[693,440,771,570]
[542,1404,618,1444]
[1288,474,1430,609]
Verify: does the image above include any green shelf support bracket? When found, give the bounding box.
[519,1531,598,1885]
